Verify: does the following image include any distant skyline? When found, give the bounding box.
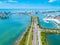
[0,0,60,9]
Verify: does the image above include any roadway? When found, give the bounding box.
[33,17,42,45]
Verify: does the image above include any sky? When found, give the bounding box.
[0,0,60,9]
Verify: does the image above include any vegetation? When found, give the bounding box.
[19,25,31,45]
[36,17,60,45]
[28,16,33,45]
[37,17,44,28]
[19,16,34,45]
[41,31,60,45]
[28,30,33,45]
[41,32,47,45]
[37,16,60,30]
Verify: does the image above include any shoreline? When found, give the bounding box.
[13,15,33,45]
[13,24,31,45]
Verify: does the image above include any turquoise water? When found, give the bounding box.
[46,34,60,45]
[34,13,56,29]
[34,13,60,45]
[0,9,60,45]
[37,13,60,45]
[0,14,31,45]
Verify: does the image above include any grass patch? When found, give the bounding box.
[41,32,47,45]
[19,16,34,45]
[41,32,60,45]
[28,30,33,45]
[19,25,31,45]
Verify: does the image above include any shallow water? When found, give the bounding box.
[34,13,57,29]
[46,34,60,45]
[0,9,60,45]
[0,14,31,45]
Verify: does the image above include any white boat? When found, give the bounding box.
[43,18,60,24]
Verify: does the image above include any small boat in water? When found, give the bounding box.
[43,18,60,24]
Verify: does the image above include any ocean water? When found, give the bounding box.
[34,13,57,29]
[34,13,60,45]
[0,9,60,45]
[0,14,31,45]
[46,34,60,45]
[37,13,60,45]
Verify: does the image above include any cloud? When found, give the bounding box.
[48,0,56,3]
